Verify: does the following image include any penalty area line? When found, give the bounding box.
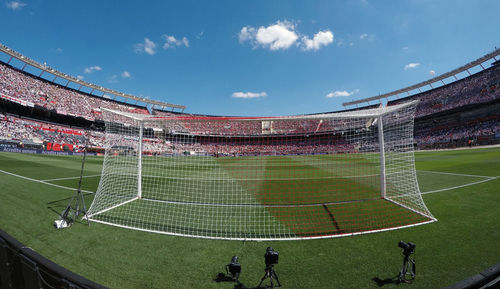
[0,169,95,194]
[41,174,101,182]
[421,176,498,195]
[417,170,496,179]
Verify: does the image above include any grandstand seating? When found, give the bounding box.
[390,64,499,118]
[0,62,149,124]
[1,60,499,152]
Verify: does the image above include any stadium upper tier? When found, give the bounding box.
[390,63,499,118]
[0,46,498,135]
[0,43,185,111]
[343,48,500,107]
[0,62,151,123]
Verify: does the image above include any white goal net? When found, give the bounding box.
[86,101,435,240]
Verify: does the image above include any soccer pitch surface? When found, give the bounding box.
[89,153,432,239]
[0,147,499,288]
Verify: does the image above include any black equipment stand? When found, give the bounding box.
[61,147,89,225]
[398,253,416,283]
[257,264,281,288]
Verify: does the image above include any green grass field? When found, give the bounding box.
[0,147,499,288]
[88,152,430,240]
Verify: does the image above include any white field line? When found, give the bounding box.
[414,144,500,153]
[86,197,138,218]
[418,170,496,179]
[0,168,497,197]
[420,176,498,195]
[416,169,499,195]
[120,173,380,181]
[0,169,95,194]
[41,174,101,182]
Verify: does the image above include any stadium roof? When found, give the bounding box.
[343,48,500,107]
[0,43,186,112]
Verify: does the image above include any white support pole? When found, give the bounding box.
[377,116,386,198]
[137,122,144,199]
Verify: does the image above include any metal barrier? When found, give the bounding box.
[0,229,107,289]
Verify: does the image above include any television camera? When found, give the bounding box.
[397,241,416,283]
[257,247,281,288]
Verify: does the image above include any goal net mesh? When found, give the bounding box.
[87,101,435,240]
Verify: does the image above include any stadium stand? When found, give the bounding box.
[390,62,500,149]
[0,62,149,124]
[0,51,499,155]
[390,63,499,118]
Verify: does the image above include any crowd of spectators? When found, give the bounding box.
[415,116,499,148]
[391,65,499,118]
[1,58,499,152]
[143,140,354,156]
[0,113,87,150]
[151,110,361,137]
[0,62,149,124]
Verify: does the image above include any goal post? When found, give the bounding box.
[86,101,436,240]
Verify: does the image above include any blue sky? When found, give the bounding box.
[1,0,499,116]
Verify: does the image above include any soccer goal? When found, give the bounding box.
[86,100,436,240]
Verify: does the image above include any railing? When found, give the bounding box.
[0,229,107,289]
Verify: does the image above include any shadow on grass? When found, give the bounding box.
[214,273,251,288]
[47,193,93,226]
[372,276,399,286]
[47,193,93,215]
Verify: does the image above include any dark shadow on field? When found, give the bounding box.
[372,276,399,286]
[47,193,93,218]
[214,273,249,288]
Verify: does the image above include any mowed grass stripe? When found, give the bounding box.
[0,152,103,180]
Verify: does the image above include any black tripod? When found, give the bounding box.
[61,147,89,225]
[257,264,281,288]
[398,253,416,283]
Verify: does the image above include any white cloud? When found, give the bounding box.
[232,91,267,99]
[239,21,334,52]
[6,1,25,10]
[404,62,420,70]
[256,21,298,50]
[239,26,256,43]
[429,70,436,76]
[302,30,334,51]
[84,66,102,74]
[134,37,157,55]
[360,33,368,40]
[121,71,131,78]
[76,75,84,80]
[163,35,189,49]
[239,21,298,51]
[326,89,359,98]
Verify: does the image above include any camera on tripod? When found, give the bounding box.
[397,240,416,283]
[398,241,416,256]
[258,247,281,288]
[265,247,279,267]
